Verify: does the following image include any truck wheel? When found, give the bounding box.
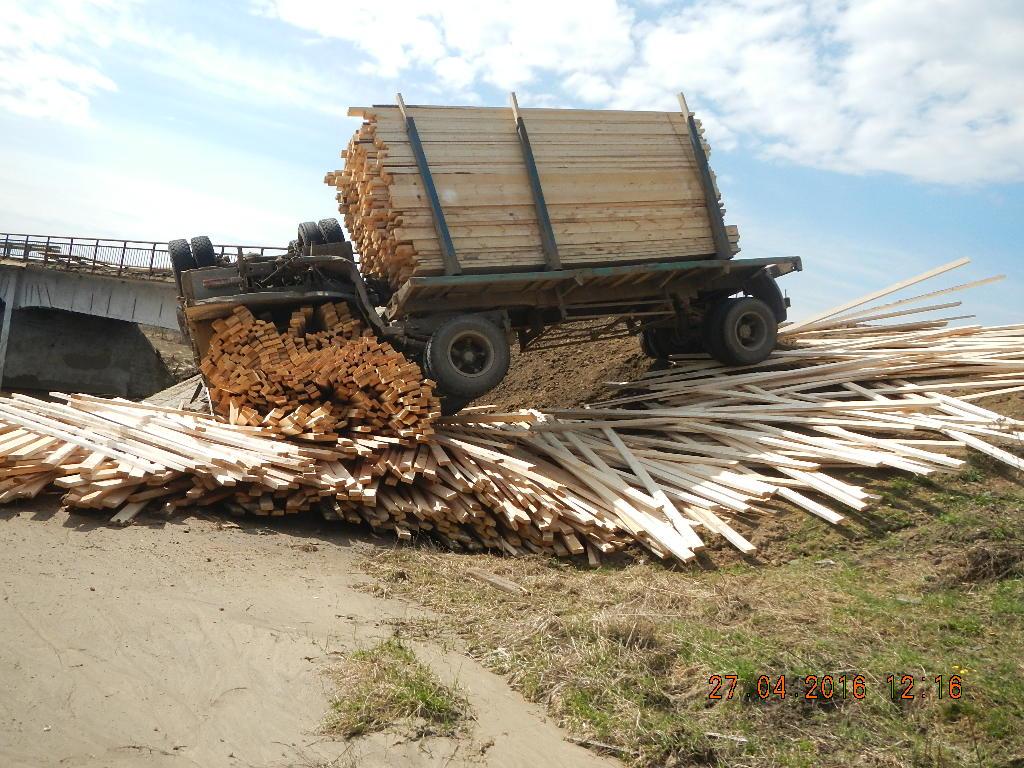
[640,328,659,359]
[640,326,702,359]
[440,394,471,416]
[746,270,788,322]
[363,276,394,306]
[190,235,217,268]
[317,217,344,243]
[418,345,434,381]
[168,238,196,295]
[426,315,510,399]
[297,221,325,248]
[701,300,731,361]
[704,297,777,366]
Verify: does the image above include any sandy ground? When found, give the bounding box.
[484,335,647,412]
[0,498,618,768]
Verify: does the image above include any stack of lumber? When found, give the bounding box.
[432,266,1023,562]
[199,304,439,442]
[0,259,1020,564]
[0,392,415,520]
[326,103,740,287]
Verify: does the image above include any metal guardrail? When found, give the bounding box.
[0,232,289,279]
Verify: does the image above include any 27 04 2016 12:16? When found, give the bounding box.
[708,673,964,702]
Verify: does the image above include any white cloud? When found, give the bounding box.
[0,133,331,244]
[110,19,347,117]
[0,0,351,127]
[608,0,1024,185]
[563,72,614,104]
[434,56,477,90]
[7,0,1020,184]
[253,0,636,89]
[258,0,1024,186]
[0,1,119,125]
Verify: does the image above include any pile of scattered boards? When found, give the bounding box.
[326,102,740,287]
[200,303,439,442]
[0,259,1021,564]
[0,393,359,520]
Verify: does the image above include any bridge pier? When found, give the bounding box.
[0,269,17,386]
[1,308,175,397]
[0,263,180,396]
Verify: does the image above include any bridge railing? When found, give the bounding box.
[0,233,288,279]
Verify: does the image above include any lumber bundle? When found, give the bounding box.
[0,260,1020,564]
[326,103,740,287]
[199,304,439,442]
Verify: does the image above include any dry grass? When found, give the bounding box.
[358,451,1024,767]
[324,637,471,739]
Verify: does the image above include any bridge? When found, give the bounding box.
[0,232,285,395]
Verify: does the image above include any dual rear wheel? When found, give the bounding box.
[297,218,346,249]
[643,295,778,366]
[168,236,218,295]
[168,239,197,295]
[702,296,778,366]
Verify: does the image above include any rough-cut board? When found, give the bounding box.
[325,102,740,288]
[199,302,439,443]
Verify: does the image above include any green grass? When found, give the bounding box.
[324,637,471,739]
[358,461,1024,767]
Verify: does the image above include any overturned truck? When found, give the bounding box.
[173,94,801,412]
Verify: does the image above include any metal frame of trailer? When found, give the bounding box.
[389,255,802,351]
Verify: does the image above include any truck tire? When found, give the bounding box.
[168,238,196,295]
[640,326,702,360]
[317,217,344,243]
[426,315,510,399]
[440,394,471,416]
[701,300,731,362]
[639,328,659,359]
[418,346,434,381]
[297,221,325,249]
[363,276,393,306]
[746,270,788,322]
[704,297,777,366]
[190,235,217,268]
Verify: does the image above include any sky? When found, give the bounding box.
[1,0,1022,322]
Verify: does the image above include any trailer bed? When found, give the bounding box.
[388,255,802,317]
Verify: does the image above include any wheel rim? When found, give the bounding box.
[446,330,494,377]
[735,311,768,350]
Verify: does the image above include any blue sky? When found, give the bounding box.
[1,0,1022,322]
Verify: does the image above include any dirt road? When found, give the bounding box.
[0,499,618,768]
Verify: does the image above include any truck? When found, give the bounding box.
[172,98,801,413]
[172,221,800,414]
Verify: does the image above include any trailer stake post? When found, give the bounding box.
[678,91,732,261]
[510,92,560,270]
[396,93,461,276]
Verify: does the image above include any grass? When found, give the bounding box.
[358,450,1024,767]
[324,637,471,739]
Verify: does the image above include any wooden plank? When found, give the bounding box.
[466,567,529,596]
[782,258,971,333]
[602,427,702,547]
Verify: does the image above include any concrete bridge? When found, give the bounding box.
[0,232,282,396]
